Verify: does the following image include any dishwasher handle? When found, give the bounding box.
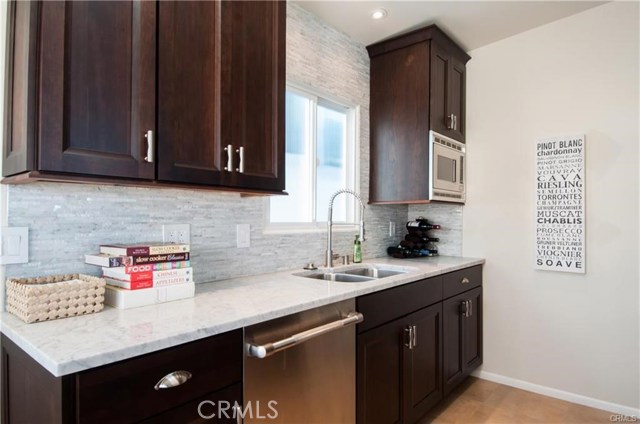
[247,311,364,359]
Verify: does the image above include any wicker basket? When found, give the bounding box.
[6,274,106,323]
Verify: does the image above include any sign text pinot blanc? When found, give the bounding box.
[535,134,585,273]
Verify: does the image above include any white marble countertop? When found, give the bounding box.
[0,256,484,377]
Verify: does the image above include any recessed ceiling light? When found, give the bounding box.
[370,9,388,20]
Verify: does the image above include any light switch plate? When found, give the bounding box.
[0,227,29,264]
[237,224,250,248]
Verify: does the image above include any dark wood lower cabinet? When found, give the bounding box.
[403,304,443,423]
[357,317,405,424]
[443,287,483,396]
[141,383,242,424]
[357,266,482,424]
[1,330,242,424]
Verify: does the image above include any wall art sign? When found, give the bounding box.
[535,134,585,273]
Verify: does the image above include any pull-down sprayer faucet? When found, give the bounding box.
[326,189,366,268]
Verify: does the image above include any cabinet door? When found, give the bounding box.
[38,1,156,179]
[442,287,483,395]
[157,1,223,185]
[220,0,285,191]
[429,43,451,137]
[448,56,466,142]
[442,291,466,395]
[3,0,38,177]
[369,43,430,203]
[463,287,482,373]
[357,318,405,424]
[141,383,242,424]
[403,303,443,424]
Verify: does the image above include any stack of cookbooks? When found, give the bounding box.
[84,242,194,309]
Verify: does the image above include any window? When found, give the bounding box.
[269,85,358,228]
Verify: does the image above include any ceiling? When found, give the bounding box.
[295,1,607,51]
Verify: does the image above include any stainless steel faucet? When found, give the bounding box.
[326,189,366,268]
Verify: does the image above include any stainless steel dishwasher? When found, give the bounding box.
[244,299,362,424]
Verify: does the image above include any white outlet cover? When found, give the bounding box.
[0,227,28,264]
[237,224,250,248]
[162,224,191,244]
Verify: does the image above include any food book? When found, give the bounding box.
[102,267,193,283]
[85,252,190,267]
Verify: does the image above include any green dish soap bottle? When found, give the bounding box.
[353,235,362,263]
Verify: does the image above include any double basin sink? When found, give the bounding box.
[295,264,415,283]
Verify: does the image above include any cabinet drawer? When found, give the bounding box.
[357,276,442,333]
[443,265,482,299]
[76,329,242,424]
[140,383,242,424]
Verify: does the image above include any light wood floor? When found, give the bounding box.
[419,377,618,424]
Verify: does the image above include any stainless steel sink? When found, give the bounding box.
[295,264,414,283]
[304,273,375,283]
[341,267,406,279]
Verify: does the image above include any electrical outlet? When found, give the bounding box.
[237,224,250,248]
[389,221,396,237]
[163,224,190,244]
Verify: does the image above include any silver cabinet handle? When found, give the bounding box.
[448,114,455,130]
[247,312,364,358]
[411,325,417,348]
[224,144,233,172]
[144,130,154,163]
[235,146,244,173]
[154,370,192,390]
[404,326,413,349]
[461,277,470,284]
[461,300,468,318]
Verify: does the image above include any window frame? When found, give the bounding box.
[264,82,361,234]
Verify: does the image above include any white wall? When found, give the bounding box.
[464,1,639,413]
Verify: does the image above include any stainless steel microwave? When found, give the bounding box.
[429,130,466,203]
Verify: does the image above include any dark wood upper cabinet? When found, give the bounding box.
[38,1,156,179]
[430,42,466,142]
[157,1,223,185]
[3,1,38,177]
[367,25,470,204]
[3,0,285,194]
[220,0,285,192]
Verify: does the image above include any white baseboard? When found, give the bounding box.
[473,370,640,417]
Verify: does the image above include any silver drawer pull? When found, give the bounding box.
[247,312,364,358]
[461,277,470,284]
[144,130,154,163]
[235,146,245,173]
[224,144,233,171]
[154,370,192,390]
